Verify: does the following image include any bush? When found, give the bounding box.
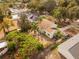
[8,41,16,54]
[36,44,43,51]
[6,31,18,41]
[51,43,59,50]
[6,31,43,59]
[53,29,64,40]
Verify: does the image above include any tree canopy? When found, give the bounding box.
[6,31,43,59]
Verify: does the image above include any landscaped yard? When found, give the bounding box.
[29,31,54,48]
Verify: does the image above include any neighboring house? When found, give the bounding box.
[58,34,79,59]
[9,8,28,14]
[38,19,57,38]
[9,8,20,20]
[0,41,8,56]
[9,8,38,22]
[9,8,28,20]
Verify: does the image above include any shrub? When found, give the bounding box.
[6,31,43,59]
[8,41,16,54]
[36,44,43,51]
[53,29,64,40]
[6,31,18,41]
[51,43,59,50]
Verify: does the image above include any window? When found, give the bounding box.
[48,33,50,36]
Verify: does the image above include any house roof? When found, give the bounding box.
[58,34,79,59]
[38,19,57,33]
[46,27,54,33]
[9,8,28,14]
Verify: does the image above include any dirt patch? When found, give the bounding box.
[64,28,79,36]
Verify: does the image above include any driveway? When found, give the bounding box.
[33,44,62,59]
[45,49,62,59]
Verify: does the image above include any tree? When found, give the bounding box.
[51,0,79,23]
[67,0,79,21]
[52,7,62,23]
[19,14,31,32]
[31,22,38,34]
[53,28,64,40]
[39,0,57,13]
[28,0,57,14]
[6,31,43,59]
[28,0,40,10]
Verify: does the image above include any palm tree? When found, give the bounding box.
[31,22,40,39]
[31,22,38,34]
[0,16,14,36]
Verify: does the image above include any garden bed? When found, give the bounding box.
[64,27,79,37]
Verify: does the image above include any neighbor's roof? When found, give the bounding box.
[9,8,28,14]
[58,34,79,59]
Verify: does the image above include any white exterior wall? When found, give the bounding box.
[58,34,79,59]
[45,30,56,38]
[38,28,56,38]
[58,47,74,59]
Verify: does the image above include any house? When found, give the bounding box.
[9,7,28,20]
[38,19,57,38]
[9,7,28,14]
[58,34,79,59]
[9,7,38,22]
